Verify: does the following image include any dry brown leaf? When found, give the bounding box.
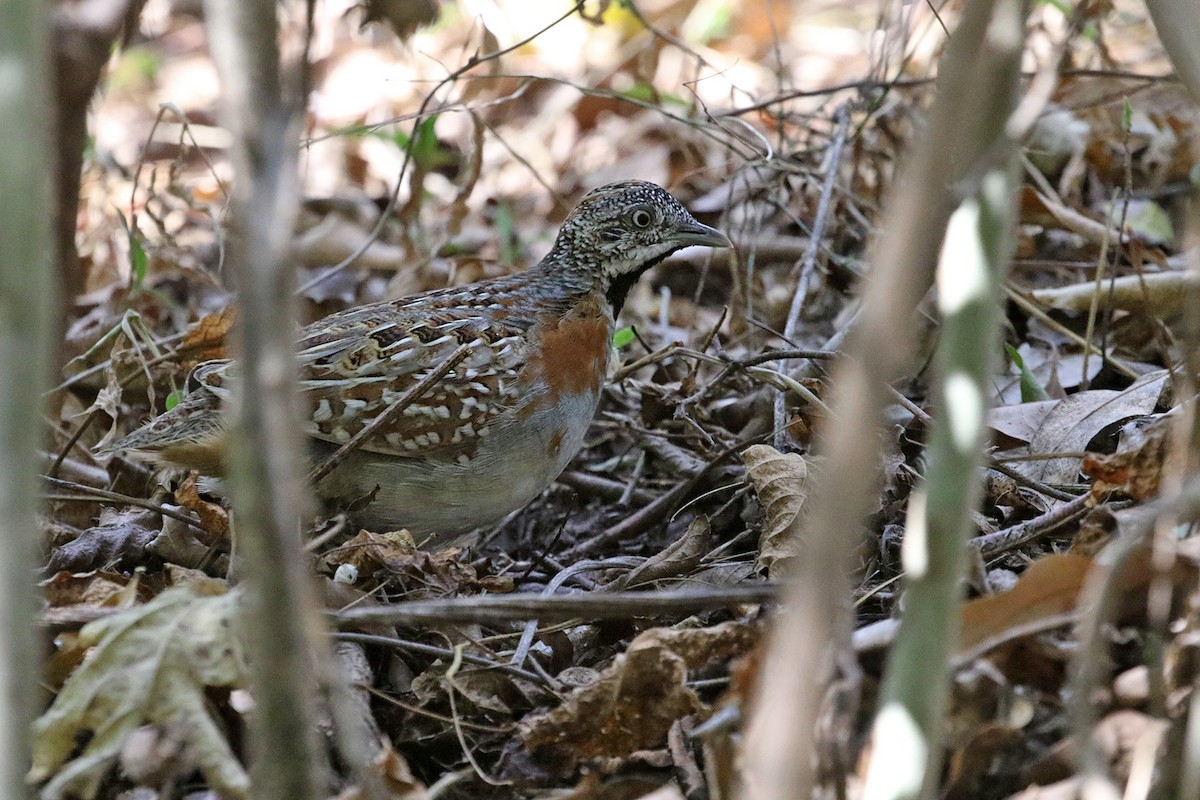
[326,529,419,575]
[40,570,142,610]
[961,534,1200,664]
[323,532,509,597]
[988,400,1057,447]
[334,744,425,799]
[44,510,158,575]
[943,721,1023,799]
[611,515,711,589]
[359,0,440,40]
[520,622,757,766]
[958,552,1092,655]
[179,306,235,367]
[30,586,249,799]
[1010,371,1166,485]
[741,444,812,579]
[1082,418,1170,502]
[175,472,230,543]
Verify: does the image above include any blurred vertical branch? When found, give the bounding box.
[739,1,1030,797]
[1092,2,1200,797]
[202,0,325,797]
[51,0,144,325]
[862,41,1022,800]
[0,0,57,796]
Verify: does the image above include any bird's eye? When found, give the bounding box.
[631,209,653,228]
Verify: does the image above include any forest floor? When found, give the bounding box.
[31,1,1200,798]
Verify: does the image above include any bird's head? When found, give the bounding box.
[545,180,731,312]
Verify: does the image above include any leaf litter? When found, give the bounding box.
[32,0,1200,798]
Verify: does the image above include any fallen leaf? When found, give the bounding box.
[179,307,235,368]
[1010,370,1167,485]
[611,515,711,589]
[958,552,1092,656]
[175,473,230,543]
[741,444,813,579]
[30,585,250,800]
[520,622,757,768]
[44,510,158,575]
[1082,417,1170,501]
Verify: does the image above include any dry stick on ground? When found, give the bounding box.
[202,2,327,798]
[43,476,215,531]
[336,584,777,627]
[738,2,1037,797]
[973,491,1093,557]
[0,3,57,796]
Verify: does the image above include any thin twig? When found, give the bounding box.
[42,476,212,531]
[297,2,588,295]
[774,105,852,448]
[972,492,1092,557]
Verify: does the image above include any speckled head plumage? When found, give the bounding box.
[541,180,730,312]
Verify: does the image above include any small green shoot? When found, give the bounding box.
[493,201,520,267]
[1005,344,1051,403]
[392,115,454,172]
[165,390,183,412]
[619,83,689,108]
[612,327,636,350]
[116,209,149,293]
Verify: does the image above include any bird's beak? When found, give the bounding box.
[674,219,732,249]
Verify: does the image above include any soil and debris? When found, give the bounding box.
[33,1,1200,798]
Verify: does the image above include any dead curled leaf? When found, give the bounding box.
[996,370,1167,486]
[175,472,230,543]
[610,515,711,590]
[957,535,1199,665]
[519,622,758,765]
[1081,417,1170,502]
[30,585,250,800]
[322,531,512,596]
[958,552,1092,656]
[741,444,813,579]
[179,306,235,368]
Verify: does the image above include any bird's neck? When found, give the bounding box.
[603,254,670,316]
[536,244,672,318]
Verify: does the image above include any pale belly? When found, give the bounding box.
[312,390,600,541]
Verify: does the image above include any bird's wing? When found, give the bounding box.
[294,278,544,458]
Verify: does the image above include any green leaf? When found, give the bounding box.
[1005,343,1051,403]
[612,326,636,349]
[115,210,148,293]
[165,390,183,411]
[1121,97,1133,132]
[129,235,148,291]
[1108,198,1174,246]
[619,83,689,108]
[493,201,519,266]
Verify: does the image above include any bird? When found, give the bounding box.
[107,180,731,541]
